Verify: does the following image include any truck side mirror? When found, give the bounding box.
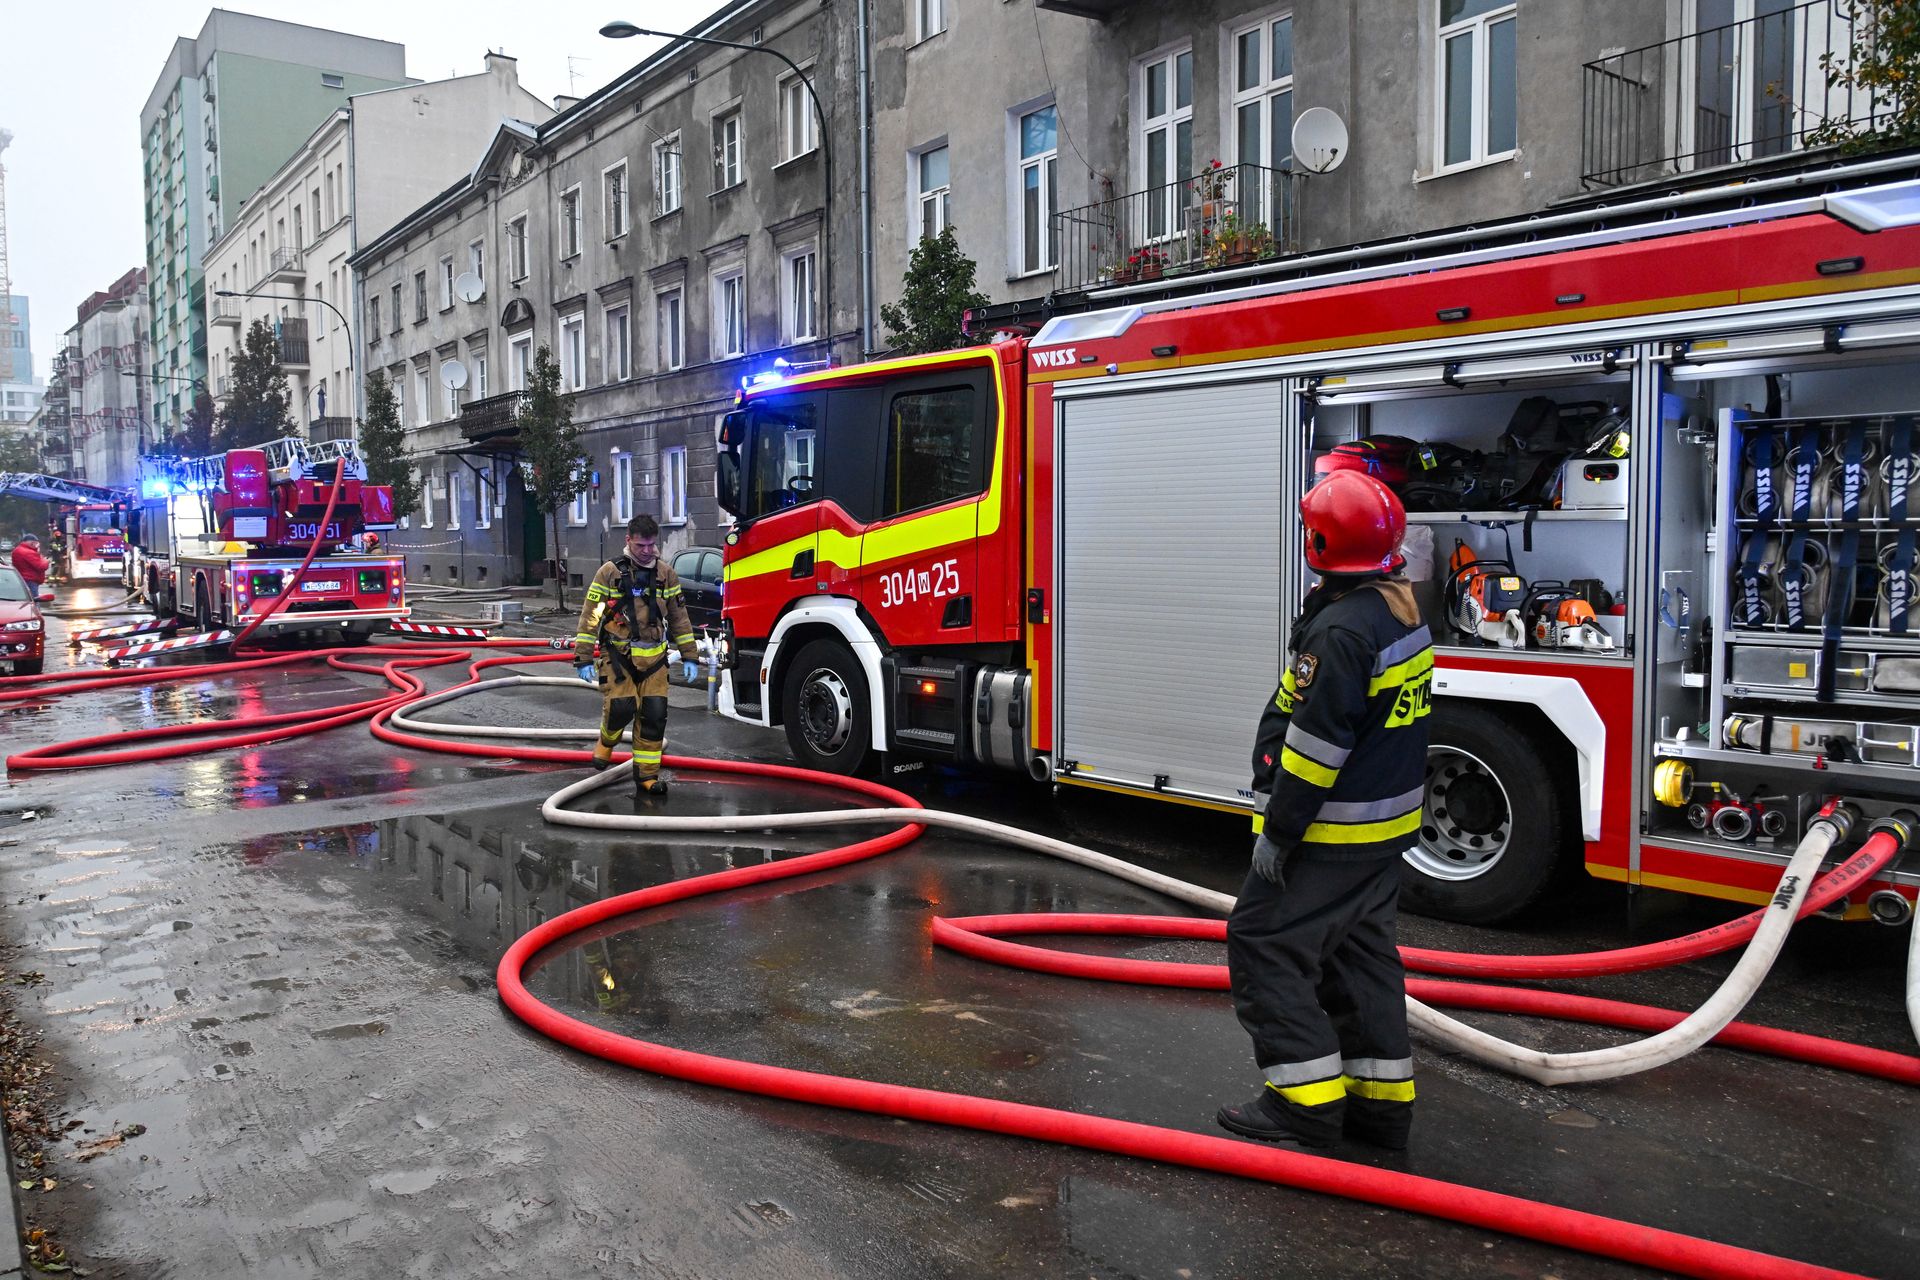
[717,450,742,517]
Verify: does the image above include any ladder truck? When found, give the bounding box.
[0,472,134,582]
[129,437,406,642]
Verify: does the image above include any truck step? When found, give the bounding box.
[388,621,494,641]
[69,617,176,646]
[893,727,958,748]
[102,629,234,665]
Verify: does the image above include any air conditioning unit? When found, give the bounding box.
[479,600,523,624]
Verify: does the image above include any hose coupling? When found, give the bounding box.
[1866,889,1914,926]
[1811,798,1860,842]
[1866,808,1920,851]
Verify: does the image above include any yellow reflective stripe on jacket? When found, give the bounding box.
[1280,746,1340,789]
[1300,808,1423,846]
[672,633,696,646]
[573,631,596,644]
[1268,1078,1346,1107]
[1250,811,1264,834]
[632,641,667,657]
[1274,667,1298,713]
[1344,1075,1416,1103]
[1368,648,1433,696]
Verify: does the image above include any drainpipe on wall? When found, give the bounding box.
[346,106,362,425]
[857,0,875,355]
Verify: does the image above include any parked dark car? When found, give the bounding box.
[669,545,724,632]
[0,564,50,676]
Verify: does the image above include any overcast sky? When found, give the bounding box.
[2,1,718,382]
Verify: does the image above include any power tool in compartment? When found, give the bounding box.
[1444,541,1527,648]
[1520,580,1617,652]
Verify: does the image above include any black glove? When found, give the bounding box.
[1251,834,1292,887]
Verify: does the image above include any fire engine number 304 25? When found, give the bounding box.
[879,557,961,609]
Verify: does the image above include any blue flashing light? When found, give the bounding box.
[739,358,795,393]
[141,478,173,500]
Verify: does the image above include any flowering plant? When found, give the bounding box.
[1196,159,1232,203]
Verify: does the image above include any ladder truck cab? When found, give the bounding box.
[60,504,128,581]
[131,437,406,639]
[717,160,1920,927]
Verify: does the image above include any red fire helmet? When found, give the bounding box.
[1301,470,1408,574]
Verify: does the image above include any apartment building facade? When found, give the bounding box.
[141,11,409,440]
[204,54,550,442]
[65,270,151,489]
[351,0,858,590]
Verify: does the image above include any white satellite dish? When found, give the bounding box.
[1291,107,1349,175]
[454,271,485,303]
[439,360,469,390]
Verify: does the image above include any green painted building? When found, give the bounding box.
[140,10,409,436]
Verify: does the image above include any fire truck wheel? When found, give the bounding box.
[781,639,870,776]
[1401,703,1568,925]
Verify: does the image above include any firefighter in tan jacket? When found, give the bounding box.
[572,514,699,799]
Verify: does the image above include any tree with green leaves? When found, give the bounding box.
[358,370,420,519]
[0,429,44,539]
[514,345,587,609]
[175,390,216,456]
[216,318,296,450]
[1806,1,1920,152]
[879,226,990,355]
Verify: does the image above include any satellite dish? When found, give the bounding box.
[1291,107,1349,175]
[454,271,485,303]
[439,360,469,390]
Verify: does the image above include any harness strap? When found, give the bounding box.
[1818,529,1858,702]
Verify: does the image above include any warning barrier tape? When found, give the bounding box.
[103,630,234,662]
[390,621,494,641]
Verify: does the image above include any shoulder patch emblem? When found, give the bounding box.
[1293,652,1319,688]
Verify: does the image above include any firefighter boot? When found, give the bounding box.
[1216,1085,1342,1150]
[634,771,669,802]
[1342,1095,1413,1150]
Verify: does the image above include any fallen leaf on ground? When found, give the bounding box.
[72,1125,145,1162]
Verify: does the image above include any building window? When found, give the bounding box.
[1018,104,1060,273]
[510,335,532,390]
[569,464,589,526]
[443,363,461,417]
[559,187,582,259]
[413,271,428,323]
[1438,0,1517,170]
[389,284,402,333]
[713,271,746,359]
[508,214,528,281]
[293,204,304,250]
[321,72,345,89]
[1232,14,1295,173]
[653,134,682,216]
[780,72,816,162]
[368,295,381,341]
[917,0,947,42]
[468,238,485,289]
[558,313,585,390]
[781,248,818,344]
[605,303,631,382]
[415,367,431,425]
[917,145,951,242]
[604,161,629,240]
[324,171,336,226]
[475,469,494,529]
[611,451,633,523]
[439,256,455,310]
[447,470,463,530]
[662,446,688,525]
[474,352,489,397]
[419,466,432,527]
[393,373,405,428]
[1139,48,1193,240]
[713,110,743,191]
[657,289,684,371]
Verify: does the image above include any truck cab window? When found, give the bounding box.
[884,386,979,517]
[746,394,823,519]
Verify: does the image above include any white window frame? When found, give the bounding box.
[1434,0,1518,174]
[443,362,460,417]
[447,469,463,531]
[468,238,485,290]
[1136,46,1194,242]
[1230,12,1296,172]
[779,70,817,162]
[712,269,746,359]
[475,468,494,530]
[914,144,951,242]
[439,256,455,311]
[509,334,532,391]
[781,246,819,344]
[474,352,489,398]
[559,185,583,259]
[415,367,432,425]
[507,213,529,281]
[1015,102,1060,275]
[661,445,688,526]
[568,462,590,527]
[603,159,629,240]
[916,0,947,42]
[557,312,586,391]
[611,451,634,524]
[393,372,405,428]
[605,303,631,382]
[657,288,685,371]
[714,110,743,191]
[653,134,683,216]
[419,464,433,527]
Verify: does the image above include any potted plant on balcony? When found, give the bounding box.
[1194,159,1232,219]
[1247,221,1278,261]
[1131,245,1169,282]
[1212,212,1255,266]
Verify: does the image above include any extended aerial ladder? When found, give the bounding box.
[0,472,134,507]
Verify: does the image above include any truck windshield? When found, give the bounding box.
[745,399,819,520]
[77,510,118,534]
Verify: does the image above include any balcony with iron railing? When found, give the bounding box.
[458,390,528,441]
[310,415,356,443]
[1051,162,1300,296]
[1582,0,1888,188]
[275,317,309,368]
[260,246,303,287]
[211,297,243,328]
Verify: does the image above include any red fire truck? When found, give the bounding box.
[128,437,406,639]
[716,156,1920,925]
[60,504,129,581]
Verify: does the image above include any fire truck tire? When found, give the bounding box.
[1401,703,1569,925]
[780,639,871,776]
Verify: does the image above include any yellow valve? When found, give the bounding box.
[1653,759,1694,808]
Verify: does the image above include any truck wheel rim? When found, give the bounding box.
[798,666,853,755]
[1407,747,1512,883]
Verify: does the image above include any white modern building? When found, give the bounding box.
[204,52,550,439]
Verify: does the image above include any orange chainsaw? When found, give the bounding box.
[1444,542,1527,648]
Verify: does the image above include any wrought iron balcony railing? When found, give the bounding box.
[1582,0,1887,188]
[274,317,309,368]
[1051,162,1300,295]
[458,390,528,441]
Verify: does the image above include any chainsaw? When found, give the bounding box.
[1445,542,1527,648]
[1522,580,1617,651]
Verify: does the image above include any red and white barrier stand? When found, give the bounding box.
[389,621,494,641]
[102,630,235,665]
[69,617,177,647]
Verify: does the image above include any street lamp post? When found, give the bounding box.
[599,20,840,353]
[215,287,354,430]
[122,369,207,454]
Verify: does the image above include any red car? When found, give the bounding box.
[0,565,49,676]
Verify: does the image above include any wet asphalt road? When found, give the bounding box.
[0,589,1916,1279]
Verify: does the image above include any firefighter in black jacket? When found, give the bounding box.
[1218,470,1432,1152]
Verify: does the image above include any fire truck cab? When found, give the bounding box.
[718,160,1920,925]
[61,504,128,581]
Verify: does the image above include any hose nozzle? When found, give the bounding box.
[1866,808,1920,851]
